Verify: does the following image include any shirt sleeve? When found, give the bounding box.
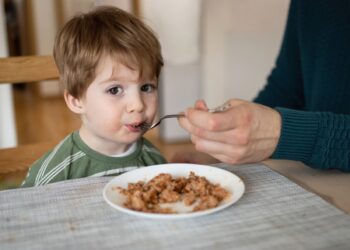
[21,136,76,187]
[273,108,350,172]
[20,151,55,188]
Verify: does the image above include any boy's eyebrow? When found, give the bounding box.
[102,69,127,82]
[96,75,120,86]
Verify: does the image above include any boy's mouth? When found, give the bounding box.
[126,121,147,132]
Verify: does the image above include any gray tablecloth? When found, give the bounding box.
[1,163,350,250]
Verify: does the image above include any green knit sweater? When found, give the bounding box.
[254,0,350,171]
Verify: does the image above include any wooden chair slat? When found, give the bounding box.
[0,142,56,174]
[0,55,60,175]
[0,55,59,84]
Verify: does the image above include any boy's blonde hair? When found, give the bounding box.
[53,6,163,98]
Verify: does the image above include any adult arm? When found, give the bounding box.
[273,108,350,171]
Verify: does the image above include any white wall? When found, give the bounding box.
[202,0,290,107]
[62,0,131,21]
[31,0,61,96]
[141,0,202,142]
[0,0,17,148]
[95,0,131,10]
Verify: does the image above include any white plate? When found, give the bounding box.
[103,163,245,219]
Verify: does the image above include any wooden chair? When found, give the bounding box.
[0,55,59,175]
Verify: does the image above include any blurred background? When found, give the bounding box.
[0,0,289,176]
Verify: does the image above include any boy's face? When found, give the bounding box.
[67,55,158,155]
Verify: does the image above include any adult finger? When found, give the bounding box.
[193,136,245,161]
[178,117,238,146]
[185,104,245,132]
[178,115,196,134]
[177,100,207,132]
[194,99,208,110]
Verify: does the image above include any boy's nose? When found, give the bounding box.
[126,92,145,113]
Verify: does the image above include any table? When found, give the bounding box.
[1,162,350,250]
[264,159,350,214]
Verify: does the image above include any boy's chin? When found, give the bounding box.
[119,134,143,144]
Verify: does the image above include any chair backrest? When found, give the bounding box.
[0,55,59,84]
[0,55,59,175]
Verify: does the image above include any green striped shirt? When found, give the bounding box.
[22,131,167,187]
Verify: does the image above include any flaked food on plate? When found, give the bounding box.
[113,171,230,214]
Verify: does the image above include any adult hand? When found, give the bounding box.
[178,99,282,165]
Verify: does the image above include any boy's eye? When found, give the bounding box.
[108,86,123,95]
[141,83,157,93]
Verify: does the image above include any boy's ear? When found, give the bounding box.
[64,90,85,114]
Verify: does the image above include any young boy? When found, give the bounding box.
[22,6,167,187]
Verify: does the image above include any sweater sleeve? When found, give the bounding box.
[254,0,304,109]
[273,107,350,172]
